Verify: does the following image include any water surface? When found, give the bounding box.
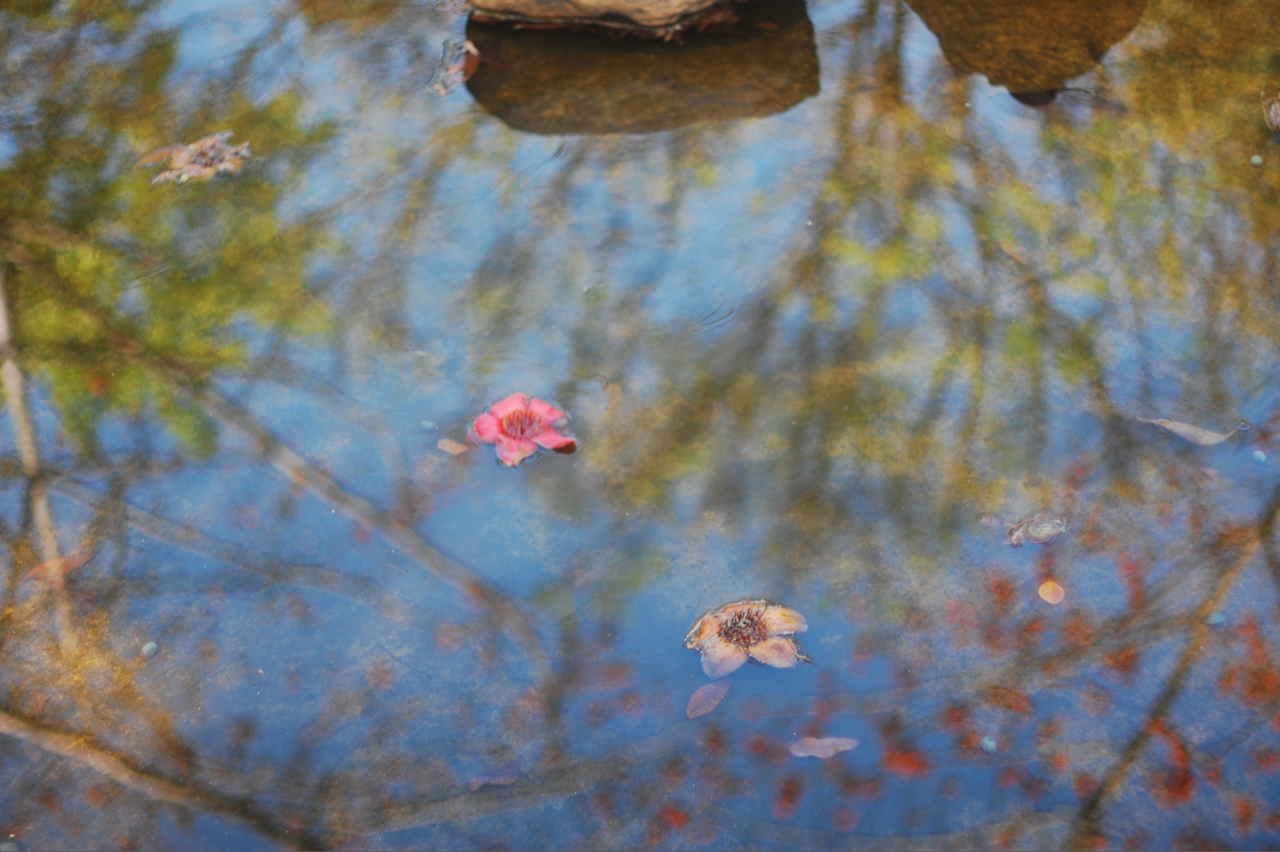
[4,0,1280,849]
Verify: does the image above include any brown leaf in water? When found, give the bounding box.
[437,438,472,456]
[686,679,731,719]
[27,553,93,579]
[1137,417,1240,445]
[787,736,860,759]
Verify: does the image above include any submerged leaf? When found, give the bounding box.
[1137,416,1241,446]
[788,736,859,759]
[686,679,731,719]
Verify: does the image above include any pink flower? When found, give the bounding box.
[467,393,577,467]
[684,598,813,679]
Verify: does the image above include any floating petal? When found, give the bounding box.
[1138,416,1240,446]
[437,438,472,456]
[1038,580,1065,605]
[686,680,731,719]
[27,553,93,579]
[788,737,859,759]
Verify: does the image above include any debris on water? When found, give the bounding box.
[468,766,520,791]
[684,598,812,678]
[1263,92,1280,131]
[140,641,159,660]
[468,393,576,467]
[788,736,859,759]
[1205,612,1226,626]
[1136,416,1243,446]
[980,736,997,754]
[1235,418,1252,432]
[1253,154,1265,166]
[978,514,1000,528]
[430,38,480,96]
[420,420,437,432]
[1007,510,1068,547]
[1038,580,1065,605]
[1254,450,1267,463]
[686,679,731,719]
[137,131,251,185]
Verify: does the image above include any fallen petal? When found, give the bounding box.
[788,736,859,759]
[1038,580,1065,605]
[27,553,93,579]
[437,438,472,456]
[686,679,731,719]
[1138,417,1239,446]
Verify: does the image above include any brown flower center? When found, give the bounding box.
[501,410,543,440]
[718,607,768,649]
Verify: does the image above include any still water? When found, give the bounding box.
[3,0,1280,848]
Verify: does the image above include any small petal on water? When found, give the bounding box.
[788,736,859,759]
[1137,416,1241,445]
[1038,580,1065,605]
[686,679,731,719]
[437,438,472,456]
[27,552,93,579]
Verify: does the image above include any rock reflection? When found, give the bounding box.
[906,0,1148,103]
[464,0,818,134]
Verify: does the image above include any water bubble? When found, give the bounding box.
[978,514,999,528]
[1236,418,1252,432]
[1254,450,1267,463]
[980,736,997,754]
[140,641,159,660]
[1252,154,1264,166]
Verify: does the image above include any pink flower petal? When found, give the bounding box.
[470,413,501,443]
[490,393,528,419]
[701,642,749,678]
[531,428,575,451]
[495,437,538,467]
[749,637,803,669]
[527,398,567,425]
